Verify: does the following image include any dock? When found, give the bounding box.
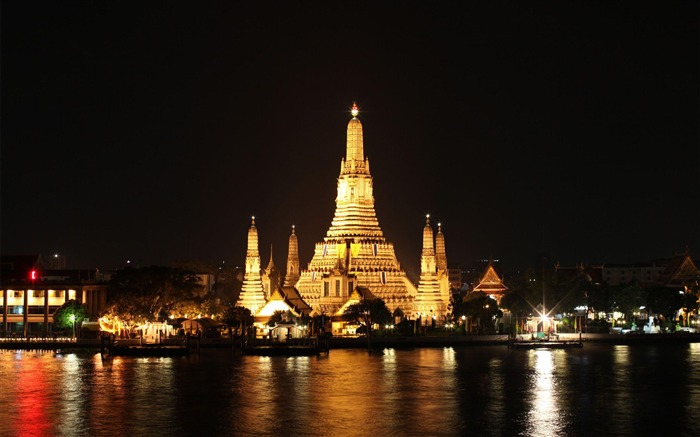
[239,337,329,357]
[100,335,196,358]
[507,332,583,349]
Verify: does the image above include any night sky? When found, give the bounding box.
[2,1,698,276]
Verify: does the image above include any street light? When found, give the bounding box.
[69,314,76,340]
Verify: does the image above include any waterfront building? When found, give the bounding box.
[236,103,452,325]
[0,255,108,336]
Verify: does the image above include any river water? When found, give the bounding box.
[1,343,699,436]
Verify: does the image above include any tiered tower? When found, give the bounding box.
[284,225,300,287]
[295,103,417,316]
[414,215,447,322]
[435,222,452,305]
[236,216,267,314]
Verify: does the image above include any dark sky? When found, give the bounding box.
[2,1,699,275]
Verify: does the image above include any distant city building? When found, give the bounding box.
[0,255,108,337]
[555,250,699,290]
[446,266,463,291]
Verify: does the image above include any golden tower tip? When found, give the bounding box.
[351,102,359,117]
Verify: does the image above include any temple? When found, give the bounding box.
[236,103,452,328]
[471,259,509,304]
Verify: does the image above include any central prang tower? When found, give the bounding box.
[295,103,417,316]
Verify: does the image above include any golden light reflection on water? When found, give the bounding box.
[56,353,86,436]
[2,345,700,435]
[688,343,700,426]
[482,355,506,428]
[525,349,563,436]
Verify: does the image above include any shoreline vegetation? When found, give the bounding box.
[2,332,700,351]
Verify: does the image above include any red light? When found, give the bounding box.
[30,270,37,280]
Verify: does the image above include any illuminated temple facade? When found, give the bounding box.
[236,218,267,315]
[237,104,451,324]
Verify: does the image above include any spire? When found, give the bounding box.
[284,225,300,287]
[346,102,364,163]
[326,101,383,240]
[435,221,447,272]
[295,103,418,319]
[266,244,275,271]
[247,216,259,256]
[416,214,443,319]
[264,243,279,298]
[237,215,266,314]
[422,214,435,256]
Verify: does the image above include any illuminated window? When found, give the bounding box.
[323,282,330,297]
[335,280,340,297]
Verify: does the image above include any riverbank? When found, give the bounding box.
[328,332,700,349]
[2,332,700,351]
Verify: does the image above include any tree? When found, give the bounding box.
[221,305,253,337]
[54,300,88,336]
[343,298,392,329]
[267,310,288,327]
[343,298,392,350]
[462,292,499,334]
[611,283,645,326]
[586,282,613,317]
[645,285,684,329]
[103,266,203,335]
[499,291,533,334]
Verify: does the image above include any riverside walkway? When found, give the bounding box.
[2,332,700,351]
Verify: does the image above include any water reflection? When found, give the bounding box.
[15,351,55,437]
[524,349,562,436]
[56,353,85,436]
[1,345,699,436]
